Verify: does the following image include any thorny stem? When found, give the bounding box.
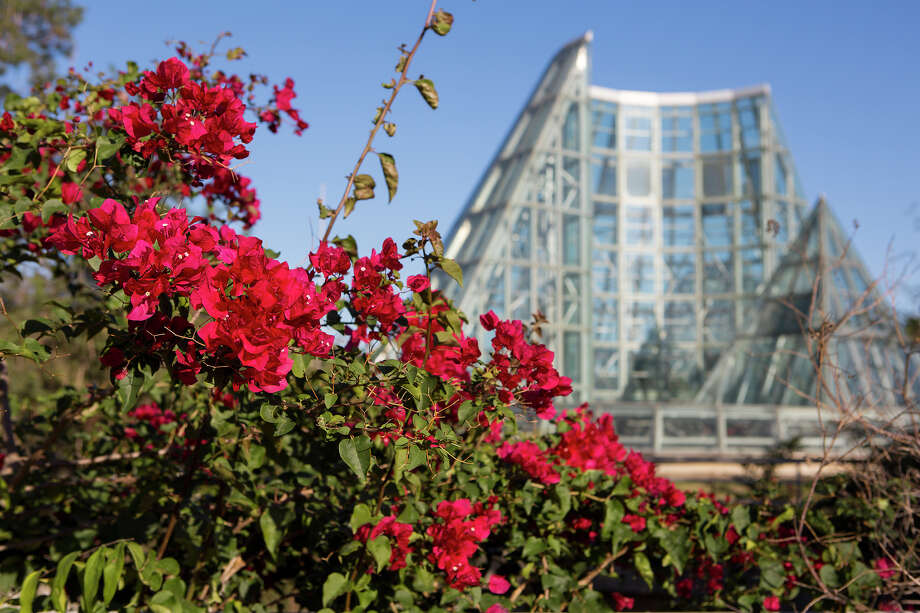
[321,0,439,244]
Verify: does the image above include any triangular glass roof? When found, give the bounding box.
[696,198,919,408]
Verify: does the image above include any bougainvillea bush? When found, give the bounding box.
[0,6,908,612]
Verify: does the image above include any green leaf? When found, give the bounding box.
[456,400,476,424]
[102,543,126,605]
[342,197,357,218]
[339,436,371,482]
[260,403,281,423]
[367,535,392,572]
[633,551,654,589]
[260,510,281,560]
[322,572,348,607]
[19,569,41,613]
[40,198,67,223]
[95,135,124,161]
[731,505,750,533]
[349,503,373,533]
[324,392,338,409]
[126,543,146,573]
[353,174,375,201]
[117,368,144,412]
[51,551,79,612]
[377,153,398,202]
[82,547,105,612]
[431,9,454,35]
[64,148,87,173]
[522,536,545,558]
[414,78,439,109]
[274,417,295,436]
[438,257,463,287]
[155,558,180,576]
[819,564,840,588]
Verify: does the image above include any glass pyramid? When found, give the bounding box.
[436,33,810,405]
[696,198,919,410]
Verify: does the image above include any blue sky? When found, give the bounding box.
[69,1,920,304]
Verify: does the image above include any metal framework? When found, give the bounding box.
[435,34,911,452]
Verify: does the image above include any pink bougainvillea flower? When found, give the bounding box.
[406,274,430,293]
[61,182,83,205]
[485,606,508,613]
[612,592,635,611]
[763,596,780,611]
[874,557,896,579]
[487,574,510,594]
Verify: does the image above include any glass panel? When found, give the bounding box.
[626,253,655,293]
[536,209,557,262]
[594,348,619,390]
[562,102,580,151]
[664,416,716,438]
[704,299,735,342]
[703,250,734,294]
[773,200,789,243]
[591,155,617,196]
[775,153,787,195]
[536,268,556,322]
[562,273,581,325]
[664,253,695,294]
[740,153,761,195]
[564,331,581,383]
[664,301,696,341]
[486,268,505,319]
[562,214,580,265]
[590,99,617,150]
[592,249,618,293]
[625,300,657,342]
[624,112,652,151]
[661,112,693,152]
[625,205,654,245]
[562,156,581,209]
[736,97,762,148]
[613,414,651,438]
[741,248,764,292]
[526,152,555,204]
[699,102,732,152]
[510,265,531,321]
[511,207,531,259]
[702,203,734,247]
[593,201,617,246]
[593,298,618,342]
[702,157,734,197]
[662,159,695,199]
[662,205,694,247]
[739,200,760,245]
[626,160,651,197]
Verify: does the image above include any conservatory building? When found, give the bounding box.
[435,33,914,454]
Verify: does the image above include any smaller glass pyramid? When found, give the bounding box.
[696,197,919,410]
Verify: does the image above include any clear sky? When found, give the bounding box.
[69,1,920,305]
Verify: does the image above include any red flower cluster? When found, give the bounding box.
[355,515,414,571]
[260,77,309,135]
[496,440,560,485]
[400,301,480,384]
[347,238,406,344]
[479,311,571,417]
[124,402,176,439]
[426,498,502,589]
[47,198,338,392]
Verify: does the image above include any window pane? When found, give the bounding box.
[590,100,617,149]
[510,265,531,321]
[625,301,657,342]
[624,112,652,151]
[591,155,617,196]
[741,248,763,292]
[774,153,787,195]
[699,102,732,152]
[486,268,505,318]
[564,331,581,383]
[662,160,695,199]
[592,249,618,293]
[626,160,651,197]
[593,298,618,342]
[739,200,760,245]
[740,153,761,195]
[661,113,693,152]
[593,201,617,246]
[562,102,580,151]
[737,97,762,148]
[704,299,735,343]
[664,301,696,341]
[625,205,654,245]
[511,208,531,259]
[562,273,581,324]
[664,253,695,294]
[536,210,557,262]
[594,348,619,390]
[773,200,789,243]
[702,203,734,247]
[562,214,580,265]
[662,205,694,247]
[536,268,556,322]
[626,253,655,293]
[702,157,734,197]
[703,250,734,294]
